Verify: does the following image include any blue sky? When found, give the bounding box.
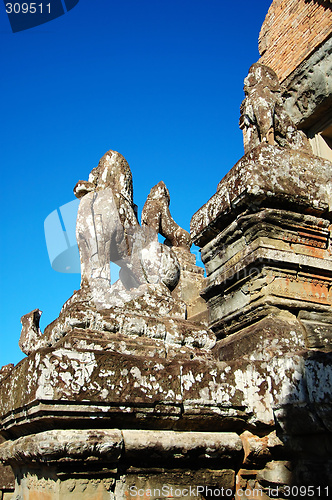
[0,0,271,368]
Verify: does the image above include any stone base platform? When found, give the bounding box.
[1,315,332,498]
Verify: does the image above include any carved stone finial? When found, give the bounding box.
[0,364,14,383]
[16,151,209,356]
[141,181,191,251]
[73,152,184,308]
[19,309,43,355]
[240,63,310,153]
[74,150,137,228]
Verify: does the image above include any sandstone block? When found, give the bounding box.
[0,429,123,464]
[122,429,243,463]
[213,312,307,360]
[298,310,332,350]
[240,431,283,466]
[257,461,292,486]
[191,144,332,247]
[115,469,236,500]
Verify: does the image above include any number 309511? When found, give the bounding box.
[5,3,51,14]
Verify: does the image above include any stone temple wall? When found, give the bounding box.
[1,80,332,499]
[259,0,332,83]
[190,143,332,498]
[0,434,14,499]
[1,2,332,500]
[258,0,332,146]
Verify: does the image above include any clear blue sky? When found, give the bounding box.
[0,0,271,368]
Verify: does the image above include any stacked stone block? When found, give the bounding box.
[191,143,332,340]
[191,142,332,497]
[259,0,332,83]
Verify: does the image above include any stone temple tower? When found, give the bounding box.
[0,1,332,498]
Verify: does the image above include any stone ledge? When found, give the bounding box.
[201,208,331,278]
[0,429,242,465]
[1,348,332,434]
[122,429,242,460]
[191,144,332,247]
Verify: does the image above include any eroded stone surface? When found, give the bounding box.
[191,144,332,247]
[74,151,183,309]
[19,150,210,357]
[196,204,332,338]
[0,436,14,491]
[141,181,191,251]
[2,97,332,498]
[0,429,242,465]
[0,430,240,499]
[0,364,14,384]
[0,429,123,464]
[187,92,332,498]
[239,63,310,154]
[240,430,283,467]
[281,36,332,129]
[115,470,236,500]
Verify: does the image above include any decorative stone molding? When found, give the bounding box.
[0,429,242,465]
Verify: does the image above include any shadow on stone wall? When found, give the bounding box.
[304,0,332,9]
[273,349,332,495]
